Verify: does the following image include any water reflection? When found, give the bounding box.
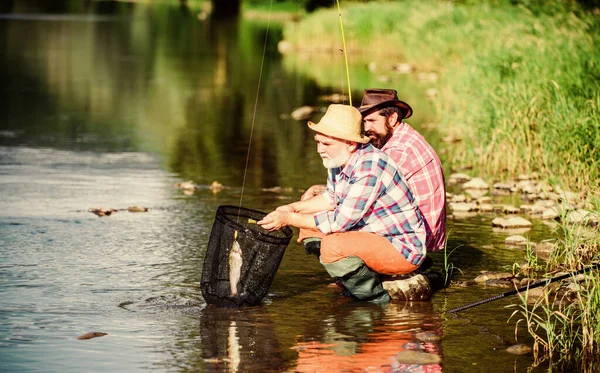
[291,302,442,373]
[199,307,285,372]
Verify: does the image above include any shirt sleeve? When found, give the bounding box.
[314,160,385,234]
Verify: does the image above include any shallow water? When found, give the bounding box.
[0,2,557,372]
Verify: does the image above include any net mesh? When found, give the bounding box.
[201,205,293,308]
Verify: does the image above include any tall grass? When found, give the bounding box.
[282,0,600,194]
[509,266,600,371]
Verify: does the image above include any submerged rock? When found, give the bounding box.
[128,206,149,213]
[505,235,528,246]
[175,180,196,193]
[77,332,107,340]
[89,208,117,217]
[506,344,532,355]
[474,272,514,283]
[396,350,442,365]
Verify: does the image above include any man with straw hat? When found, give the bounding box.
[258,104,426,303]
[303,89,447,254]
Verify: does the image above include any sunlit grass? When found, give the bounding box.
[282,0,600,195]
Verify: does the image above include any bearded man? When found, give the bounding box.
[303,89,447,253]
[258,104,426,303]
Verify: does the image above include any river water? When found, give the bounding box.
[0,2,557,372]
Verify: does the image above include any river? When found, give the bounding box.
[0,2,556,372]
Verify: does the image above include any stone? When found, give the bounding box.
[491,217,532,229]
[484,279,513,288]
[448,173,471,184]
[565,209,598,225]
[415,331,441,342]
[477,196,493,204]
[533,241,556,260]
[462,177,489,190]
[502,205,520,214]
[128,206,149,213]
[449,202,479,212]
[396,350,442,365]
[465,189,488,199]
[392,62,414,74]
[541,207,560,220]
[506,344,532,355]
[493,182,516,190]
[505,235,528,246]
[451,194,468,202]
[474,272,514,283]
[290,106,316,120]
[382,274,431,301]
[479,203,494,212]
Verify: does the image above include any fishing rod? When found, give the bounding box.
[446,261,600,314]
[335,0,352,105]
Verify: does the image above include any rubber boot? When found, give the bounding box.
[321,256,391,303]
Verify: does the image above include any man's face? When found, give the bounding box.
[314,133,352,169]
[363,110,394,149]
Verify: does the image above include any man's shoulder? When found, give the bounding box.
[354,144,398,171]
[384,123,439,159]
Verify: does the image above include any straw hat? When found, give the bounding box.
[307,104,369,144]
[358,88,413,119]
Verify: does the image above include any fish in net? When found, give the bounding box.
[201,205,293,308]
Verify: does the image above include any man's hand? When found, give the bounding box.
[257,211,290,231]
[300,184,327,201]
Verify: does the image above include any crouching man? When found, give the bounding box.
[258,104,426,303]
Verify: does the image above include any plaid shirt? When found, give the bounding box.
[382,123,447,252]
[314,144,426,266]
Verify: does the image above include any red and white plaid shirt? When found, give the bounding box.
[382,122,447,252]
[314,144,427,266]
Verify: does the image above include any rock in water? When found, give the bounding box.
[229,231,243,296]
[76,332,107,340]
[382,274,431,301]
[506,344,532,355]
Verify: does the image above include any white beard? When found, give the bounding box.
[321,152,350,169]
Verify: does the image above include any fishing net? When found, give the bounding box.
[201,205,293,308]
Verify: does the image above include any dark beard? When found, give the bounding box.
[366,120,394,149]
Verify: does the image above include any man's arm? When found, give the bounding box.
[276,194,333,214]
[257,210,317,231]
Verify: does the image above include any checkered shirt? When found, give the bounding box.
[382,122,447,252]
[314,144,426,266]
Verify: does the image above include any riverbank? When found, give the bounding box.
[277,0,599,204]
[274,0,600,369]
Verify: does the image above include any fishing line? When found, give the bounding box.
[336,0,352,106]
[238,0,274,216]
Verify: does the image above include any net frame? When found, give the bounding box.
[201,205,293,308]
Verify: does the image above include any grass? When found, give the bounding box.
[509,264,600,371]
[509,212,600,370]
[281,0,600,197]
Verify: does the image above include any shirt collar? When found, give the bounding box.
[338,143,369,177]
